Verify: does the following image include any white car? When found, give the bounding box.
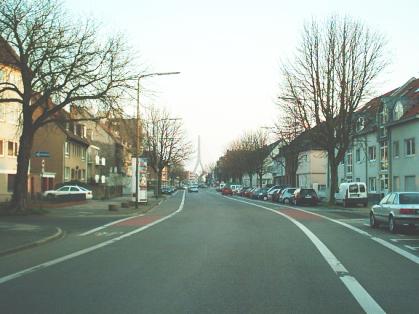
[370,192,419,233]
[43,185,93,200]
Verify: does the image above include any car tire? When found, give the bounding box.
[370,212,379,228]
[388,215,397,233]
[46,194,54,200]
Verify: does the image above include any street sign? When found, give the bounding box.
[34,151,50,158]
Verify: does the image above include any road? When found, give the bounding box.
[0,190,418,313]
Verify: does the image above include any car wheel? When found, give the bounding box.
[369,212,379,228]
[282,198,287,204]
[46,194,54,200]
[388,215,397,233]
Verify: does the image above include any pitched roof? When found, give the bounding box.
[0,36,19,66]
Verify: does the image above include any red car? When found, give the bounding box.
[222,186,233,196]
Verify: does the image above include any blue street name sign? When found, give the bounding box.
[34,151,50,158]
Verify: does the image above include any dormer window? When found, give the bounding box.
[394,101,404,120]
[379,106,388,124]
[356,117,365,132]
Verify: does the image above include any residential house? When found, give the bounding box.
[337,77,419,196]
[30,110,89,196]
[0,37,23,201]
[273,129,328,195]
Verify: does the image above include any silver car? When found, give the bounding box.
[278,188,297,204]
[370,192,419,233]
[43,185,93,200]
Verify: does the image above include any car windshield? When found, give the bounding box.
[399,193,419,204]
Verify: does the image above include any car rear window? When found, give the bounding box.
[349,184,358,193]
[399,193,419,204]
[301,189,316,196]
[359,185,366,192]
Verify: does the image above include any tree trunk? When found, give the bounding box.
[258,172,263,187]
[157,168,163,197]
[10,124,35,213]
[328,156,338,206]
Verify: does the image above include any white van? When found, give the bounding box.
[335,182,368,207]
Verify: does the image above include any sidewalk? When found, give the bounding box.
[0,191,165,256]
[44,191,163,217]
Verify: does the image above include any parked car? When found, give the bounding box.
[271,189,282,202]
[237,187,249,196]
[244,187,256,198]
[335,182,368,207]
[370,192,419,233]
[267,188,280,201]
[292,188,319,206]
[230,184,242,195]
[188,185,199,192]
[256,187,269,200]
[43,185,93,200]
[222,186,233,196]
[278,188,297,204]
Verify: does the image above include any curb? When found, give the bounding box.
[0,227,64,257]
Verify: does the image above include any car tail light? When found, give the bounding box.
[399,208,414,215]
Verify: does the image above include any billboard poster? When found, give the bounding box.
[132,157,148,204]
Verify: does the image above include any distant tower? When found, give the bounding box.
[193,136,205,177]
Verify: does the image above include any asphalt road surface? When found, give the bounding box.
[0,190,418,313]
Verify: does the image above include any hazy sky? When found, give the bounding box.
[64,0,419,170]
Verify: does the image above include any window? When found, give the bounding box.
[393,141,399,158]
[0,139,3,156]
[65,142,70,157]
[355,148,361,163]
[81,148,86,160]
[368,146,376,161]
[82,169,86,181]
[368,177,377,192]
[405,138,415,156]
[7,174,16,192]
[380,174,389,191]
[64,167,70,181]
[405,176,416,192]
[356,178,361,182]
[394,101,404,120]
[379,106,388,124]
[7,141,18,157]
[356,117,365,132]
[380,141,388,171]
[346,151,353,174]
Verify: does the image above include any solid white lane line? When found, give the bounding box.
[273,202,419,265]
[0,191,186,285]
[227,197,385,314]
[79,214,145,236]
[405,245,419,250]
[390,238,419,242]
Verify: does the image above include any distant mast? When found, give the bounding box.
[192,135,204,179]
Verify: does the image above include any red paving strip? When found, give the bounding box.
[279,208,322,221]
[115,215,162,226]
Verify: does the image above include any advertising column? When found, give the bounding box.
[132,157,148,204]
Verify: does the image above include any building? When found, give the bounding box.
[0,37,23,201]
[337,77,419,196]
[30,110,89,196]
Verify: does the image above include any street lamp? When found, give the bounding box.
[135,71,180,208]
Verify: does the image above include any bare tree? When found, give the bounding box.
[280,15,388,204]
[143,106,192,196]
[0,0,137,212]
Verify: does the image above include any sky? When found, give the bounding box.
[64,0,419,170]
